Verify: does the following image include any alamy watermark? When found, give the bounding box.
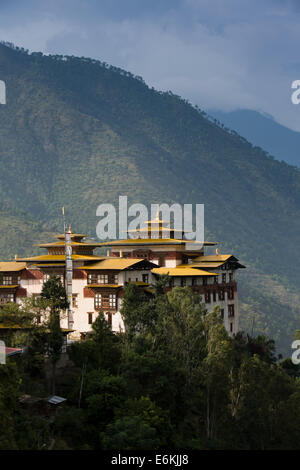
[291,340,300,365]
[0,80,6,105]
[96,196,205,250]
[0,340,5,364]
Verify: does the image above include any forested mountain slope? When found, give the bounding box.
[209,108,300,167]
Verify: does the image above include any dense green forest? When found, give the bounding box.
[1,277,300,450]
[0,41,299,355]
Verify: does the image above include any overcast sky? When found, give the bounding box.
[1,0,300,131]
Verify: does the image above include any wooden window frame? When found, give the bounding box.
[109,294,116,308]
[3,275,13,285]
[94,293,102,309]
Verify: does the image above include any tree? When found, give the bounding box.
[121,283,156,337]
[0,297,50,378]
[114,396,173,448]
[198,307,234,445]
[101,416,160,450]
[69,312,122,408]
[0,362,20,449]
[41,275,69,394]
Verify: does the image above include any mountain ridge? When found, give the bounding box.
[208,108,300,168]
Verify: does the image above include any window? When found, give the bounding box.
[72,294,78,308]
[202,277,207,286]
[214,276,218,284]
[205,291,211,303]
[43,274,50,283]
[220,308,224,319]
[228,304,235,317]
[181,278,186,287]
[107,312,112,326]
[229,272,233,282]
[112,274,118,284]
[95,293,117,309]
[109,294,116,308]
[230,322,233,333]
[213,291,216,302]
[222,273,226,284]
[219,289,225,301]
[0,293,14,304]
[142,274,149,283]
[88,274,109,284]
[191,278,196,286]
[88,313,93,325]
[99,274,108,284]
[228,287,234,300]
[94,293,102,309]
[3,275,12,285]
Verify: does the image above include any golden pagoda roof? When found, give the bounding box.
[88,284,122,288]
[144,218,166,225]
[17,254,104,262]
[79,258,156,270]
[191,254,245,269]
[36,241,103,248]
[126,227,184,233]
[151,267,218,276]
[0,262,27,272]
[55,233,88,240]
[0,285,19,289]
[34,263,66,267]
[99,238,217,246]
[178,262,224,268]
[193,254,233,262]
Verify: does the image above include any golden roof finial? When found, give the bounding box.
[216,248,219,255]
[69,224,72,233]
[15,254,18,260]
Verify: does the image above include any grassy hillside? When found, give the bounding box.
[0,42,299,355]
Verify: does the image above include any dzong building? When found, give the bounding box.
[0,216,245,338]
